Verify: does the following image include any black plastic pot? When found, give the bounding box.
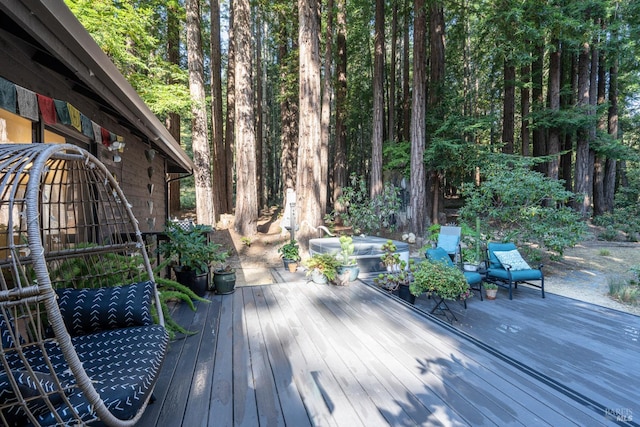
[393,284,416,304]
[175,268,208,297]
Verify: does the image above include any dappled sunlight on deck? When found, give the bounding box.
[138,276,636,426]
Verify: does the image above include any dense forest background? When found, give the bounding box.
[66,0,640,248]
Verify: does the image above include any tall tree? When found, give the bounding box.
[370,0,385,199]
[166,0,182,215]
[547,39,561,179]
[186,0,214,225]
[278,5,299,192]
[605,45,619,213]
[574,41,592,216]
[234,0,258,235]
[297,0,322,249]
[224,4,236,213]
[332,0,347,212]
[502,59,515,154]
[410,0,427,236]
[428,0,446,223]
[210,0,226,217]
[321,0,334,210]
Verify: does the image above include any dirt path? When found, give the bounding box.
[209,210,640,316]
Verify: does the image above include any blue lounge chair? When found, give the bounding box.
[486,242,544,300]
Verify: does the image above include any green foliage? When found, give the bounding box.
[159,223,227,274]
[278,240,300,261]
[460,156,587,257]
[608,277,639,305]
[337,235,356,266]
[373,242,414,291]
[66,0,190,117]
[410,260,471,301]
[303,253,341,282]
[336,174,401,235]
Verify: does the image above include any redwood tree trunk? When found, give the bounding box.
[502,60,515,154]
[547,39,561,180]
[296,0,322,250]
[210,0,226,218]
[224,4,236,212]
[186,0,214,226]
[410,0,427,236]
[574,42,592,217]
[370,0,385,199]
[234,0,258,235]
[332,0,347,212]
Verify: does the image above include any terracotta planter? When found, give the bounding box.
[485,288,498,300]
[287,262,298,273]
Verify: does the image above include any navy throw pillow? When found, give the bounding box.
[56,281,154,336]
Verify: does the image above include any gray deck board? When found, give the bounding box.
[137,275,637,426]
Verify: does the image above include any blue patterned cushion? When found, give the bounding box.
[16,325,168,424]
[493,249,531,271]
[0,316,21,349]
[56,281,154,336]
[0,369,63,425]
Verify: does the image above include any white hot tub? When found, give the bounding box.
[308,236,410,273]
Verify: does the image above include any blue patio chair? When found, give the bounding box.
[426,247,483,308]
[486,242,544,300]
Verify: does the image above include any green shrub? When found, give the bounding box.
[336,174,401,235]
[460,157,586,258]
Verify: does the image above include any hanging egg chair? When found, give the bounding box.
[0,143,168,426]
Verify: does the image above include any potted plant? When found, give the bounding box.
[484,283,498,300]
[374,241,416,303]
[278,240,301,272]
[373,259,416,304]
[379,240,403,272]
[212,248,236,295]
[335,235,360,283]
[303,253,340,284]
[159,223,221,297]
[410,259,472,302]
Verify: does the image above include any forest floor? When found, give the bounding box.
[200,207,640,317]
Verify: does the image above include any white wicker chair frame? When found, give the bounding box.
[0,143,166,426]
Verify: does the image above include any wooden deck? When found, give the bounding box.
[137,273,639,426]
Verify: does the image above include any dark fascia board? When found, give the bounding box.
[0,0,193,173]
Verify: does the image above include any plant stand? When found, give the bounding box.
[430,295,457,323]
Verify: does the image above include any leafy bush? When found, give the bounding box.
[336,174,401,235]
[459,157,587,258]
[410,259,471,301]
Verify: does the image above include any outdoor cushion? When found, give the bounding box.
[56,281,154,336]
[493,249,531,271]
[426,247,455,266]
[486,268,543,281]
[487,242,518,268]
[437,234,460,254]
[13,325,168,425]
[0,369,63,425]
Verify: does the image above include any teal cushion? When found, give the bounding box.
[426,247,455,266]
[437,234,460,254]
